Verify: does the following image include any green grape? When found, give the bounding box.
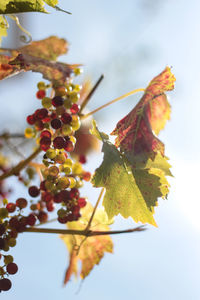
[65,158,73,167]
[4,255,14,265]
[68,177,76,188]
[62,124,73,136]
[69,136,76,144]
[46,149,57,160]
[57,177,70,189]
[8,238,16,247]
[69,92,80,103]
[48,166,59,177]
[37,81,46,90]
[24,127,35,139]
[55,153,66,164]
[57,208,66,218]
[42,97,52,109]
[63,166,72,175]
[72,162,83,175]
[63,98,71,109]
[0,208,8,219]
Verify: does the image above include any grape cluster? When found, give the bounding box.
[0,71,93,292]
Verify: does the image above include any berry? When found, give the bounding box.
[0,208,8,219]
[78,197,87,208]
[70,103,80,114]
[52,96,64,107]
[35,120,44,131]
[79,155,87,164]
[6,203,16,213]
[26,115,36,125]
[27,213,37,226]
[36,108,48,119]
[40,130,51,139]
[40,136,51,151]
[64,140,74,152]
[46,200,55,212]
[16,198,27,209]
[6,262,18,275]
[38,211,48,223]
[36,90,46,99]
[0,224,6,236]
[37,81,46,90]
[0,238,5,249]
[53,136,66,149]
[69,188,80,200]
[4,255,14,265]
[0,278,12,291]
[51,118,62,129]
[28,186,40,197]
[61,113,72,124]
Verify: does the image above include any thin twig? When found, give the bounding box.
[0,133,25,139]
[79,74,104,114]
[24,226,146,236]
[0,147,41,181]
[85,188,105,231]
[80,88,145,120]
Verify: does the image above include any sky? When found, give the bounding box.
[1,0,200,299]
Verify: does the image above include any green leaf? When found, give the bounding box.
[44,0,58,7]
[0,0,46,14]
[0,16,7,44]
[91,124,172,226]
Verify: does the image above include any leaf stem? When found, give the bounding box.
[79,74,104,114]
[85,188,105,231]
[24,226,146,236]
[0,147,41,181]
[80,88,145,120]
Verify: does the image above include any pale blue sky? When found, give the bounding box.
[1,1,200,299]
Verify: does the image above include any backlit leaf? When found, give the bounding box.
[0,0,46,14]
[91,122,172,226]
[111,67,176,160]
[0,36,75,84]
[60,203,113,284]
[0,16,7,44]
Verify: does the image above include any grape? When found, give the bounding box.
[40,130,51,139]
[78,197,87,208]
[46,200,55,212]
[69,188,80,200]
[36,108,48,119]
[52,96,64,107]
[38,211,48,223]
[37,81,46,90]
[6,262,18,275]
[16,198,27,209]
[0,224,6,236]
[28,186,40,197]
[27,213,37,226]
[51,118,62,129]
[35,120,44,131]
[83,171,91,181]
[36,90,46,99]
[64,140,74,152]
[70,103,80,114]
[61,113,72,124]
[0,278,12,291]
[40,136,51,151]
[0,208,8,219]
[4,255,14,265]
[79,155,87,164]
[53,136,66,149]
[26,115,36,125]
[0,238,5,249]
[42,97,52,109]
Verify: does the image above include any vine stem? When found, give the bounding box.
[0,147,41,181]
[80,88,145,120]
[85,188,105,231]
[24,226,146,236]
[79,74,104,114]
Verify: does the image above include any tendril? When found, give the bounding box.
[8,15,32,44]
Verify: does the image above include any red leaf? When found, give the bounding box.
[111,67,175,160]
